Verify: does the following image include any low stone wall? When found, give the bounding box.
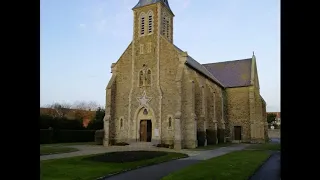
[268,129,280,138]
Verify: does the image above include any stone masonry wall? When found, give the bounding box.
[112,44,132,142]
[226,87,251,142]
[183,66,224,147]
[159,37,180,144]
[129,4,161,144]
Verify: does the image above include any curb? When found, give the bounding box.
[96,156,189,180]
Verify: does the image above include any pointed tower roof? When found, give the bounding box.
[133,0,173,15]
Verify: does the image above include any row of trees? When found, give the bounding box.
[41,101,100,118]
[40,101,105,130]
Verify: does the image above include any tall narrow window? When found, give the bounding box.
[166,19,170,39]
[139,70,144,86]
[140,13,145,36]
[120,118,123,128]
[162,16,167,36]
[146,69,151,85]
[168,117,172,127]
[141,17,145,35]
[148,11,153,34]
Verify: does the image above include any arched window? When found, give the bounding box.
[162,16,167,36]
[143,108,148,115]
[147,11,153,34]
[140,13,146,35]
[120,118,123,128]
[146,69,151,85]
[168,117,172,127]
[139,70,144,86]
[166,18,170,39]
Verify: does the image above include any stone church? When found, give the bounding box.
[103,0,268,149]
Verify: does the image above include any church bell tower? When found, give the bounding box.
[132,0,174,43]
[131,0,175,91]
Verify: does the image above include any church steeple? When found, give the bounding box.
[132,0,174,43]
[133,0,174,15]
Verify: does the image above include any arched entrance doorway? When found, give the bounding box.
[140,119,152,142]
[134,106,156,142]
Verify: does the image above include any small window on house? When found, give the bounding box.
[139,70,144,86]
[148,12,153,34]
[146,69,151,85]
[168,117,172,127]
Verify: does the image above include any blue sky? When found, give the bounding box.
[40,0,280,112]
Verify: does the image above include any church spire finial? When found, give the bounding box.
[253,51,255,56]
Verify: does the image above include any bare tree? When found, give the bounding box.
[72,101,99,111]
[45,102,72,118]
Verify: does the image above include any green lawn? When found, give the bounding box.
[247,143,280,151]
[40,151,188,180]
[40,142,97,155]
[162,150,270,180]
[193,143,234,151]
[41,141,96,147]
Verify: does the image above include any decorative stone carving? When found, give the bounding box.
[137,90,152,107]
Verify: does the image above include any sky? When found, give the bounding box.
[40,0,280,112]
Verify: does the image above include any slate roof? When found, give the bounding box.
[174,45,224,87]
[133,0,173,15]
[203,59,253,88]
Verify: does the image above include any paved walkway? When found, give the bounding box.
[250,139,281,180]
[102,144,249,180]
[250,151,280,180]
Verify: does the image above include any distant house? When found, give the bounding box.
[40,108,96,127]
[267,112,281,125]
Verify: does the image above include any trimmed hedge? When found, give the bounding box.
[95,129,104,145]
[40,129,95,144]
[40,129,53,144]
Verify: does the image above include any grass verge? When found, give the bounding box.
[246,143,280,151]
[40,141,96,147]
[193,143,234,151]
[40,151,188,180]
[40,142,97,155]
[40,146,79,155]
[162,150,270,180]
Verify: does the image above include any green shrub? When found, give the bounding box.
[40,129,53,144]
[197,131,206,146]
[53,130,95,143]
[40,129,95,144]
[39,115,85,130]
[95,129,104,145]
[87,120,103,130]
[206,129,217,145]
